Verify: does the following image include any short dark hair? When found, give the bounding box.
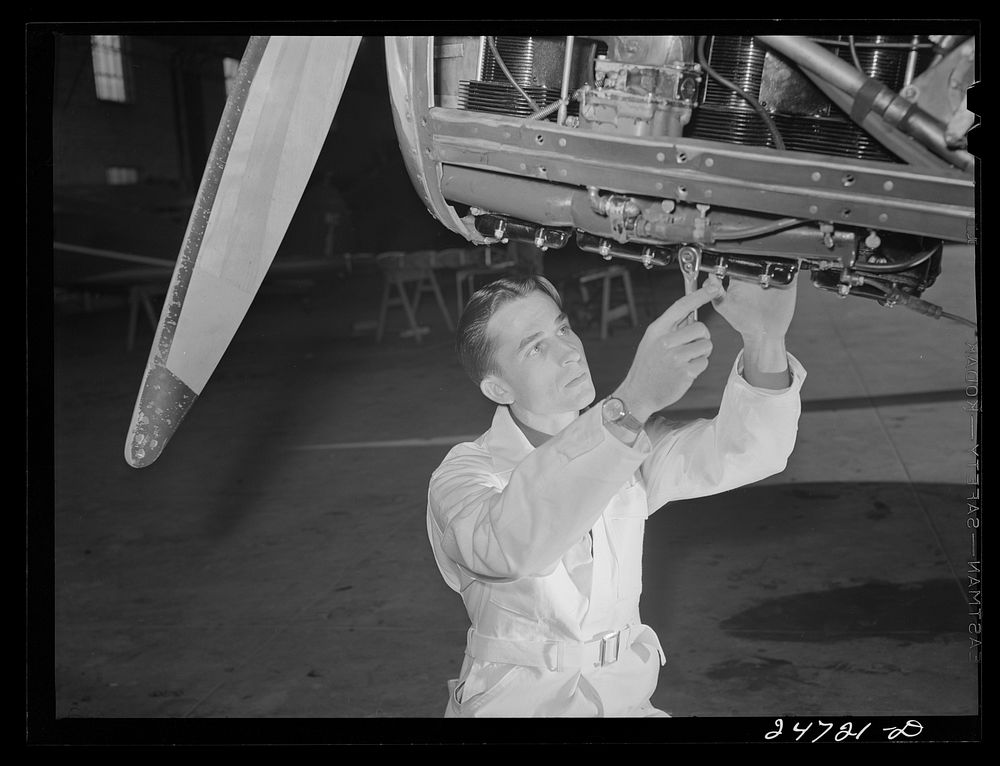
[456,275,562,385]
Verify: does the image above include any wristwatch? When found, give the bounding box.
[601,396,644,436]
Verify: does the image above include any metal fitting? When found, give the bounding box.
[641,247,656,270]
[820,223,835,250]
[678,245,700,274]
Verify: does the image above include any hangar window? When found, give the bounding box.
[105,166,139,185]
[91,35,132,103]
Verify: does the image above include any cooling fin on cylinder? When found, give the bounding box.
[687,35,934,162]
[457,35,589,119]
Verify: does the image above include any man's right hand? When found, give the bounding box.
[613,282,722,424]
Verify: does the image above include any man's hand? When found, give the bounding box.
[705,273,797,389]
[704,273,796,339]
[614,283,722,423]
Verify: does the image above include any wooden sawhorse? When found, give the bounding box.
[578,264,638,340]
[375,251,454,343]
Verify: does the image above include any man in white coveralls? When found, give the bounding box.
[427,270,805,717]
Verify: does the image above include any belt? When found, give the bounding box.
[467,625,656,672]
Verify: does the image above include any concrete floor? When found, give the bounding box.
[38,243,980,740]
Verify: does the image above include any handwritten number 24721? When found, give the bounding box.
[765,719,923,742]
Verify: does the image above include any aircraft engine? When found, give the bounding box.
[411,34,974,309]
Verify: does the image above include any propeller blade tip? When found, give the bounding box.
[124,363,199,468]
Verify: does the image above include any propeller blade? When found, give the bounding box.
[124,35,361,468]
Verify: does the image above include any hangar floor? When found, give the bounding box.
[42,243,979,738]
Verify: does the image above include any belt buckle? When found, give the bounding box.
[598,630,622,666]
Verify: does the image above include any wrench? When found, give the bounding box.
[677,245,702,326]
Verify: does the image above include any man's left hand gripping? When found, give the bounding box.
[704,272,797,390]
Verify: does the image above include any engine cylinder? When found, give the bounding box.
[457,36,592,118]
[686,35,934,162]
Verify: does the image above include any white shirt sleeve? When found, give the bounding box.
[428,406,651,582]
[640,351,807,513]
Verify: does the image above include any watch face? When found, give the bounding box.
[603,397,626,422]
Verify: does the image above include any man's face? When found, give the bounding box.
[483,290,596,419]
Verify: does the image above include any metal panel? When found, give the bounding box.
[425,107,974,243]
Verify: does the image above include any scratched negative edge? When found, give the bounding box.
[124,36,269,468]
